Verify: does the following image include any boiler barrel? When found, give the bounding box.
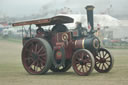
[74,37,100,50]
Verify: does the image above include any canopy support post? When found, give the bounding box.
[29,25,32,37]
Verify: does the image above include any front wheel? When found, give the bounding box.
[72,49,95,76]
[94,48,114,73]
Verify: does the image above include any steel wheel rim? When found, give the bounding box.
[95,48,113,73]
[22,39,47,74]
[72,49,94,76]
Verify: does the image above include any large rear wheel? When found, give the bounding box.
[72,49,95,76]
[22,38,52,75]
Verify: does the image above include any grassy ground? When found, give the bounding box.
[0,39,128,85]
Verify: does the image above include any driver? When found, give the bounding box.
[36,26,45,37]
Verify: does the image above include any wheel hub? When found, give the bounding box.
[32,53,38,60]
[100,58,106,63]
[79,59,84,65]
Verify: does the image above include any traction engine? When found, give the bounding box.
[12,5,114,76]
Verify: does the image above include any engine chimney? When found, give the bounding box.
[85,5,95,33]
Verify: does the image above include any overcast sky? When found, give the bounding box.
[0,0,128,17]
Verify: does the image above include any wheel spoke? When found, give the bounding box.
[86,58,91,63]
[96,61,100,64]
[103,63,107,70]
[34,63,36,71]
[37,47,43,54]
[99,63,101,69]
[102,51,104,57]
[85,65,88,72]
[78,53,83,59]
[29,60,36,69]
[25,48,32,53]
[31,43,34,51]
[41,50,46,54]
[105,62,109,66]
[39,58,46,65]
[102,63,104,70]
[86,64,91,68]
[39,58,45,63]
[79,65,83,72]
[105,56,110,59]
[76,56,80,61]
[77,64,80,68]
[38,53,46,57]
[99,52,102,58]
[40,62,44,69]
[81,53,84,59]
[31,43,36,53]
[81,65,84,72]
[106,60,110,62]
[95,56,100,62]
[34,44,38,53]
[25,57,33,61]
[103,52,107,58]
[42,57,46,61]
[35,62,39,72]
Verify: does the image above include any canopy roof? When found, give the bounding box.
[12,16,74,27]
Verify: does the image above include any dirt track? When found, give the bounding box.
[0,39,128,85]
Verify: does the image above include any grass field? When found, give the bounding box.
[0,39,128,85]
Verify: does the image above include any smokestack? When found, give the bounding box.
[85,5,95,33]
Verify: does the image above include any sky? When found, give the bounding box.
[0,0,128,17]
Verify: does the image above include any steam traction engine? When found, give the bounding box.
[13,5,114,76]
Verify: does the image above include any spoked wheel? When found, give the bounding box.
[22,38,52,75]
[72,49,95,76]
[50,60,71,72]
[94,48,114,73]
